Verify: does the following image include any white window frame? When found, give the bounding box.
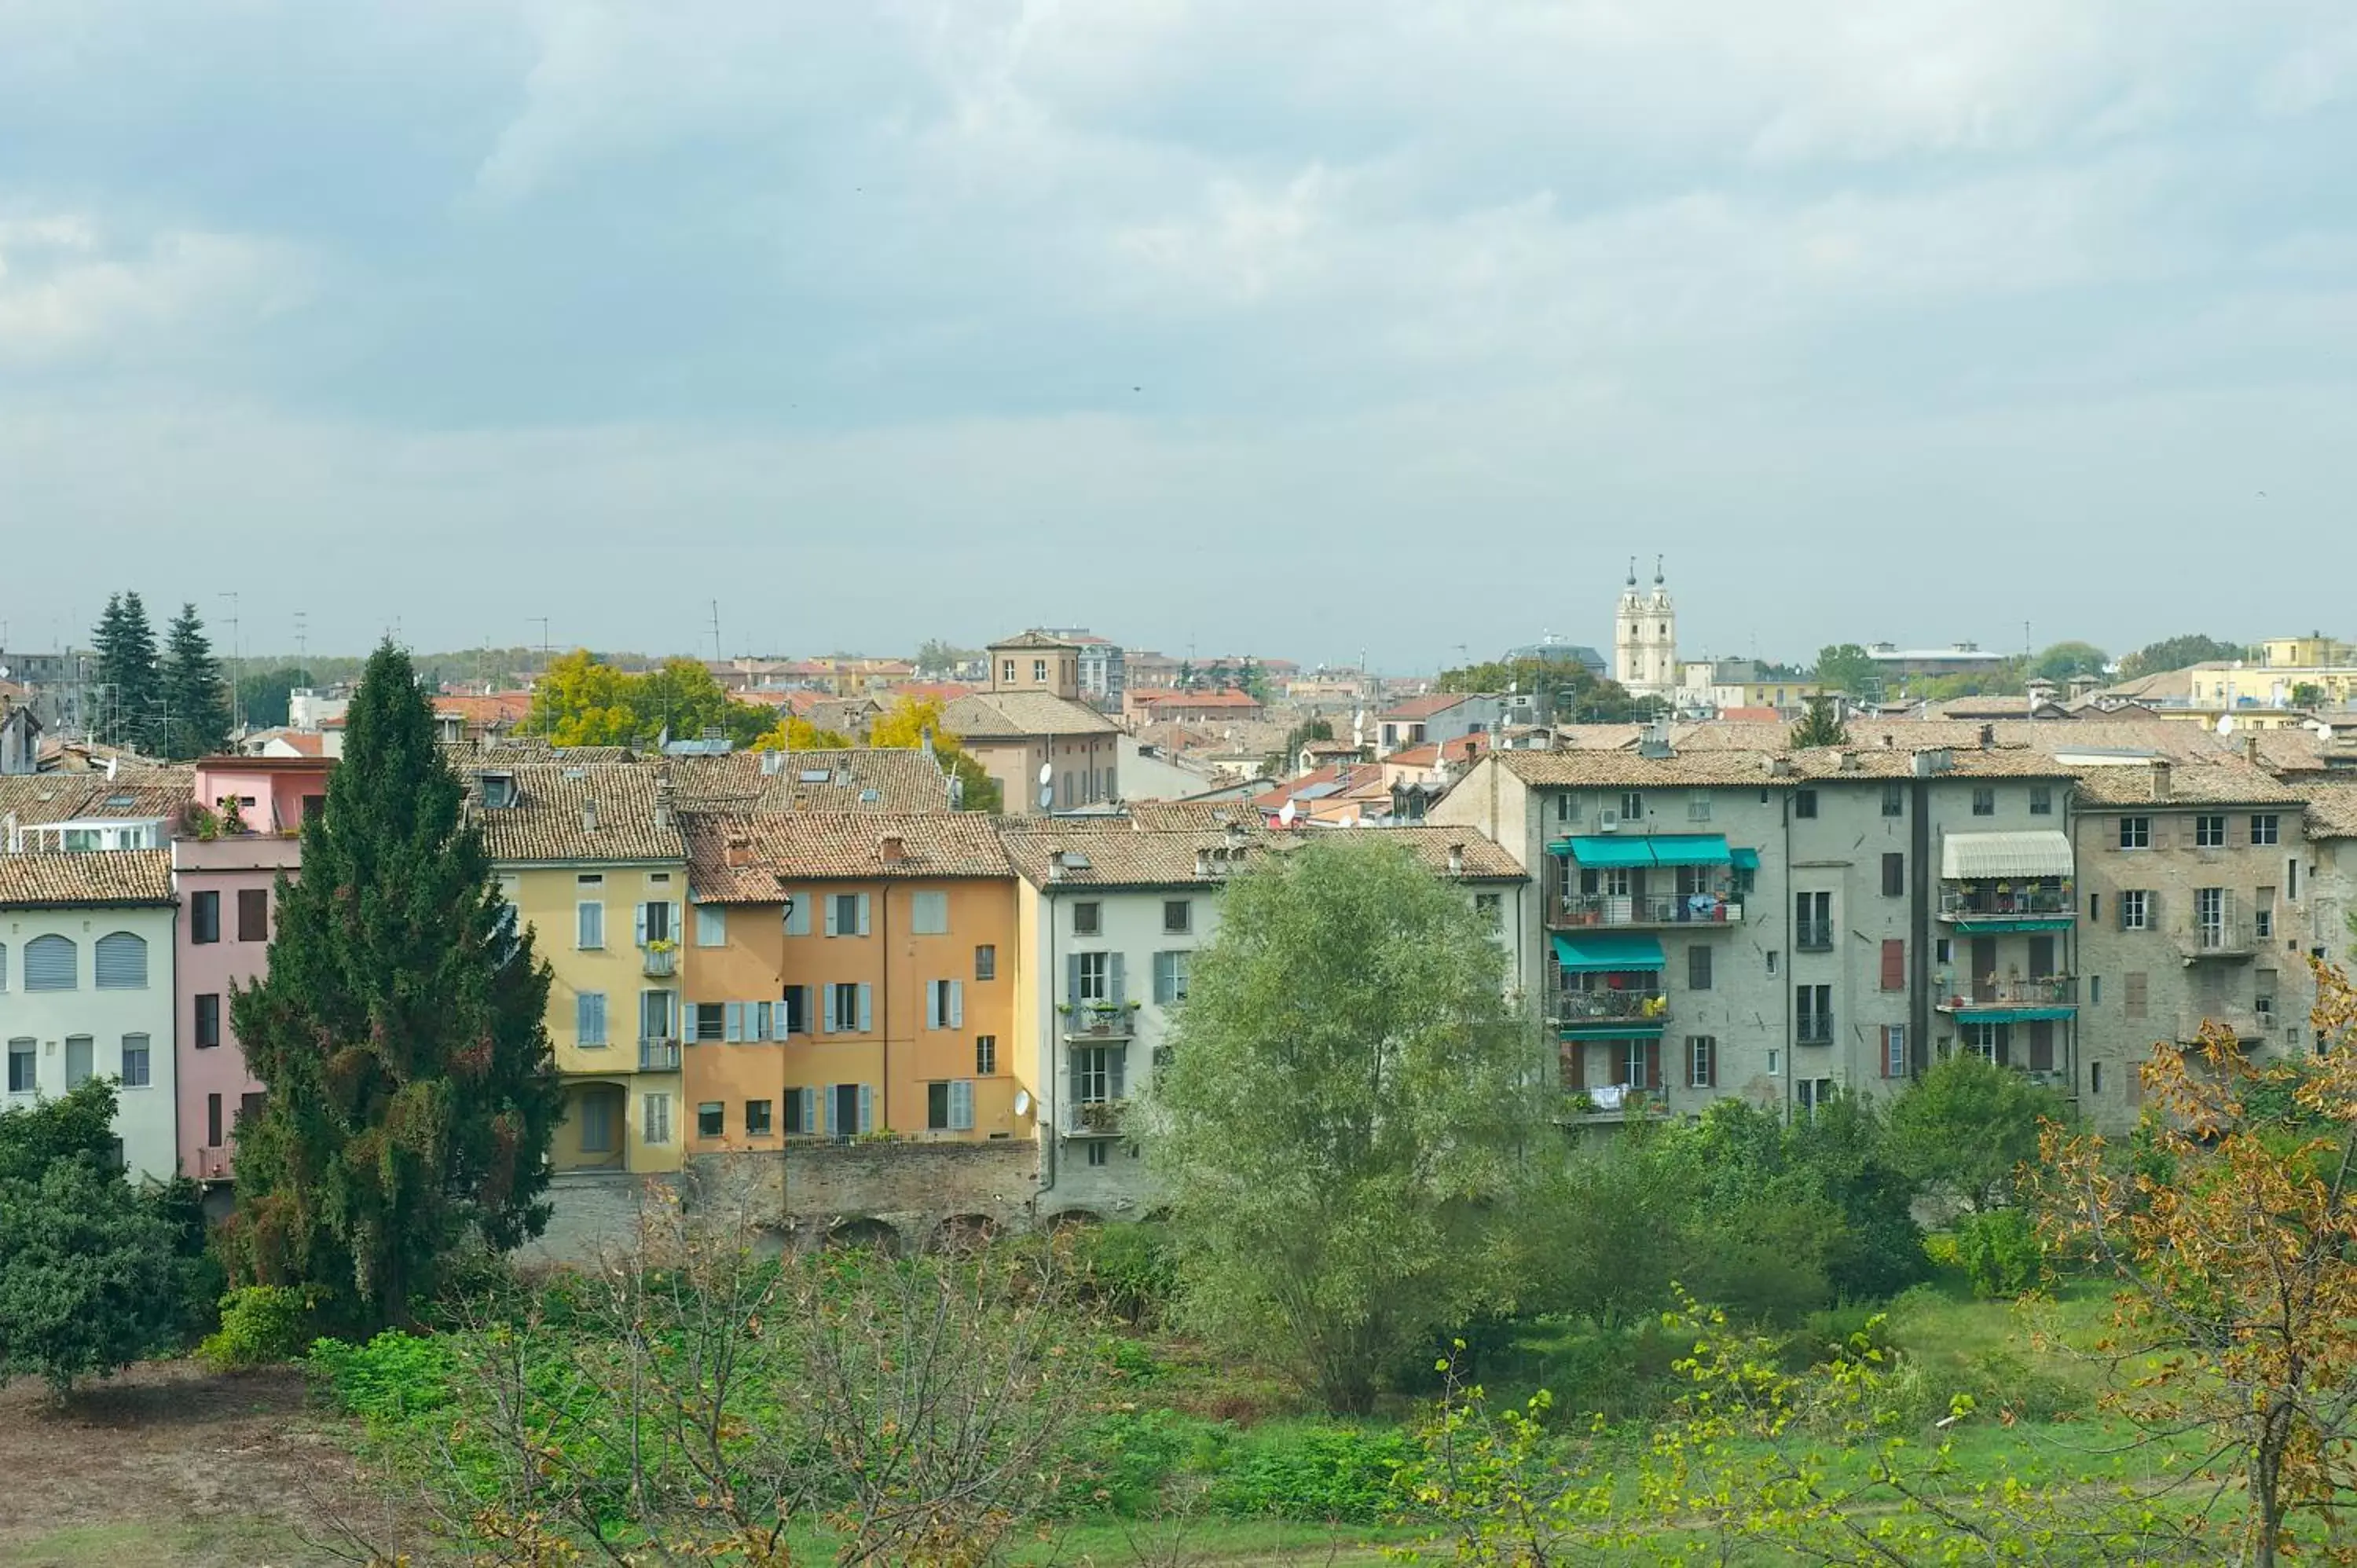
[2120,889,2150,930]
[119,1034,152,1089]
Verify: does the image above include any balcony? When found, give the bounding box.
[1935,976,2079,1016]
[1555,989,1671,1033]
[1938,884,2075,928]
[641,944,679,978]
[1066,1098,1130,1138]
[1061,1004,1137,1040]
[1556,1083,1673,1123]
[2177,923,2258,960]
[638,1038,683,1072]
[1552,891,1744,930]
[2176,1009,2267,1045]
[193,1146,232,1181]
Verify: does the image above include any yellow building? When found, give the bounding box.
[679,811,1021,1152]
[473,761,687,1174]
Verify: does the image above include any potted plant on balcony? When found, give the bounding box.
[1077,1098,1127,1132]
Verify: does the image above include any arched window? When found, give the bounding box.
[94,932,148,990]
[24,934,76,991]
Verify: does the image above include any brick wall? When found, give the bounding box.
[687,1138,1041,1246]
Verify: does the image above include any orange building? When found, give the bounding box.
[680,812,1020,1152]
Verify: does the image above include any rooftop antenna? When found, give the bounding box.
[710,599,723,663]
[218,591,242,732]
[294,610,308,676]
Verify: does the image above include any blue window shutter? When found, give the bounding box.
[1109,953,1126,1009]
[1065,954,1081,1008]
[634,903,649,946]
[950,1079,973,1130]
[858,984,873,1034]
[823,1086,839,1136]
[724,1004,742,1042]
[755,1002,771,1039]
[925,980,940,1031]
[856,894,872,936]
[1110,1047,1127,1099]
[824,897,839,937]
[820,987,836,1035]
[858,1084,874,1133]
[949,980,963,1028]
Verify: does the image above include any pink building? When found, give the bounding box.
[174,757,332,1181]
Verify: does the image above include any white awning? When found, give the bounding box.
[1940,830,2073,880]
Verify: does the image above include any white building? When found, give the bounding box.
[0,849,180,1179]
[1613,559,1678,699]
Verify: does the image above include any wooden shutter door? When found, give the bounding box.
[1879,939,1904,992]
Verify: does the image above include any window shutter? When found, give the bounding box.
[772,997,790,1039]
[856,894,872,936]
[949,980,963,1028]
[858,984,873,1033]
[0,942,7,991]
[799,1091,817,1134]
[1069,1053,1087,1102]
[1879,939,1904,992]
[754,1002,772,1039]
[858,1085,874,1132]
[1109,953,1127,1008]
[823,1086,839,1136]
[724,1004,742,1042]
[1110,1048,1127,1099]
[1066,954,1082,1008]
[635,903,649,945]
[924,980,939,1030]
[94,932,147,990]
[951,1079,973,1130]
[1644,1042,1662,1090]
[1563,1040,1585,1090]
[785,892,810,936]
[672,903,684,946]
[24,935,75,991]
[824,897,839,937]
[820,987,836,1035]
[576,993,596,1044]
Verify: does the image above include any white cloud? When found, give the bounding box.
[0,214,310,365]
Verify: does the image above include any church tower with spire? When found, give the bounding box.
[1612,556,1678,698]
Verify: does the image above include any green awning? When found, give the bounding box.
[1551,932,1666,972]
[1967,1006,2077,1023]
[1731,848,1761,872]
[1945,917,2075,934]
[1551,836,1654,867]
[1649,834,1732,866]
[1558,1021,1669,1039]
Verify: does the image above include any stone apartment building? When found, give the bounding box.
[945,632,1122,814]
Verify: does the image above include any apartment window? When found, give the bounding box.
[188,991,223,1050]
[65,1035,93,1089]
[1963,1022,2000,1064]
[1687,944,1713,991]
[1794,789,1819,819]
[1765,950,1778,976]
[1075,951,1113,1005]
[911,891,949,935]
[1153,950,1191,1005]
[1796,891,1832,951]
[692,1002,727,1042]
[1971,788,1996,817]
[926,1080,976,1131]
[1796,984,1833,1045]
[779,985,809,1035]
[2119,890,2150,930]
[1687,1035,1717,1089]
[2088,893,2100,922]
[8,1039,36,1094]
[577,992,607,1046]
[1164,899,1193,935]
[1880,938,1905,991]
[2029,786,2053,816]
[24,934,75,991]
[636,899,674,945]
[1766,1048,1780,1076]
[192,890,222,944]
[569,893,604,949]
[1935,938,1952,965]
[1619,791,1644,822]
[975,943,996,980]
[825,892,869,937]
[2194,814,2227,848]
[2091,1061,2105,1095]
[1687,792,1712,822]
[926,978,966,1030]
[302,793,326,822]
[119,1034,151,1089]
[695,904,728,947]
[1071,1044,1122,1104]
[1556,793,1573,823]
[2252,814,2281,846]
[1033,658,1048,683]
[643,1094,673,1145]
[205,1092,224,1147]
[1475,892,1503,929]
[2124,972,2148,1020]
[640,989,678,1042]
[1881,783,1904,818]
[698,1101,725,1138]
[2088,976,2102,1005]
[94,932,148,989]
[237,887,269,942]
[1622,1039,1661,1090]
[1087,1141,1110,1167]
[2119,815,2150,849]
[827,983,870,1033]
[745,1100,773,1137]
[1001,659,1015,683]
[2256,905,2275,939]
[1881,852,1904,898]
[1881,1025,1908,1079]
[1072,901,1102,936]
[781,1087,816,1136]
[2290,859,2300,899]
[976,1035,998,1075]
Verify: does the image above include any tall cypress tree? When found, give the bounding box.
[90,592,162,752]
[223,640,560,1328]
[159,603,231,760]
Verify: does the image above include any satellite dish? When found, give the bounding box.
[1012,1089,1032,1118]
[2216,714,2235,737]
[1038,761,1054,786]
[2311,720,2336,738]
[1039,786,1054,810]
[1278,800,1297,829]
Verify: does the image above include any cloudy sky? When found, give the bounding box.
[5,2,2355,671]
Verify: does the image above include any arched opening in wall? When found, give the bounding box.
[825,1216,902,1256]
[931,1214,1001,1253]
[749,1224,799,1260]
[1047,1207,1103,1232]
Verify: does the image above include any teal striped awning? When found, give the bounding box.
[1731,847,1761,872]
[1548,835,1654,866]
[1547,834,1736,868]
[1966,1006,2077,1023]
[1651,835,1732,866]
[1551,932,1666,972]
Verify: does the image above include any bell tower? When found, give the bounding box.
[1612,558,1646,690]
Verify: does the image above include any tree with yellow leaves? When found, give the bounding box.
[869,694,1002,812]
[2039,958,2357,1567]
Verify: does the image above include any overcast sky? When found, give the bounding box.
[5,2,2354,672]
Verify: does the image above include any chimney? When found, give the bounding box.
[1767,756,1794,778]
[1837,749,1859,774]
[581,798,599,833]
[724,833,753,869]
[1047,850,1066,883]
[2245,734,2260,765]
[654,773,675,830]
[878,833,907,864]
[1447,841,1465,877]
[1978,724,1994,750]
[1195,848,1212,878]
[2150,761,2172,801]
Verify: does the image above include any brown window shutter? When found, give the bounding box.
[1645,1041,1662,1090]
[1562,1039,1585,1090]
[1880,938,1905,992]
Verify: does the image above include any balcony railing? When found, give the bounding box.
[639,1038,683,1071]
[1797,1014,1835,1046]
[2176,1009,2266,1043]
[1559,1083,1673,1121]
[1555,990,1671,1028]
[2178,922,2256,958]
[1935,976,2078,1012]
[1061,1004,1137,1039]
[1796,921,1835,951]
[194,1147,232,1181]
[1554,892,1743,929]
[1067,1098,1129,1138]
[641,945,679,978]
[1939,885,2075,921]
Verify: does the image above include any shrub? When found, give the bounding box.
[0,1158,189,1391]
[1075,1222,1175,1325]
[1065,1406,1228,1516]
[1956,1210,2043,1299]
[198,1284,317,1369]
[306,1330,458,1427]
[1205,1422,1412,1522]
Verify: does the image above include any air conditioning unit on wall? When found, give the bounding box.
[1596,809,1620,832]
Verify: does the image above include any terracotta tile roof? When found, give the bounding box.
[0,769,193,826]
[1123,801,1270,833]
[1251,763,1391,809]
[0,848,174,908]
[1380,693,1471,722]
[2069,757,2307,808]
[665,749,953,813]
[468,763,687,865]
[2300,781,2357,841]
[1382,733,1490,770]
[988,629,1081,652]
[1332,825,1526,881]
[684,811,1012,899]
[1130,689,1263,709]
[433,692,533,726]
[996,815,1522,888]
[943,691,1120,738]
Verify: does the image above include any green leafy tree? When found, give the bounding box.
[1435,656,1658,724]
[1886,1050,2070,1214]
[158,602,232,758]
[867,694,1003,812]
[2293,682,2326,709]
[1149,837,1544,1412]
[2030,640,2108,683]
[526,650,775,749]
[1811,643,1879,697]
[0,1083,189,1391]
[90,591,162,752]
[1787,693,1849,749]
[1519,1130,1697,1331]
[913,638,977,676]
[236,665,316,731]
[1266,715,1336,778]
[2120,633,2245,680]
[629,657,772,748]
[221,640,562,1330]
